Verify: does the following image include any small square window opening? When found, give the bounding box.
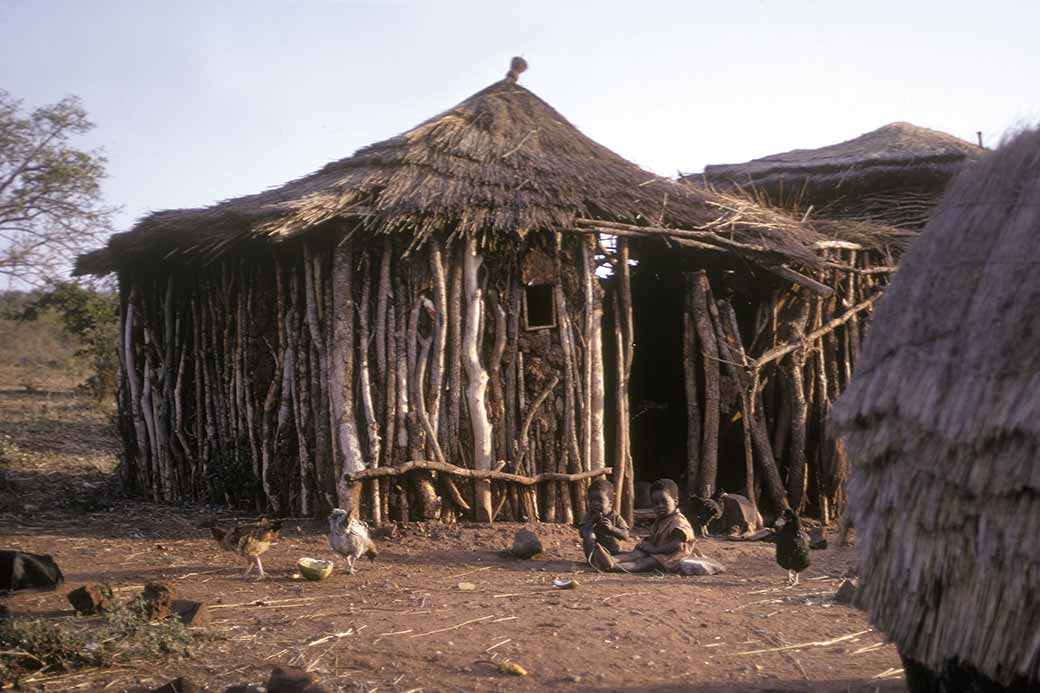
[523,283,556,330]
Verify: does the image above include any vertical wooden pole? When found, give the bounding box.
[462,235,494,522]
[618,238,635,525]
[689,272,719,499]
[783,295,811,513]
[682,274,702,502]
[357,253,382,523]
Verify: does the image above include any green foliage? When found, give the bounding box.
[0,594,196,684]
[0,617,97,678]
[0,90,115,285]
[16,282,119,399]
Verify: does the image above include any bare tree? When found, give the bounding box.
[0,90,114,285]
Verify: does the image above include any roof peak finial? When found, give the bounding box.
[506,56,528,83]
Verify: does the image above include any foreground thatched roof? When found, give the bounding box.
[77,62,905,277]
[832,127,1040,684]
[696,122,983,195]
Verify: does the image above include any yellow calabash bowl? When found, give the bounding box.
[298,557,334,581]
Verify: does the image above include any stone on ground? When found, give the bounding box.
[67,583,114,614]
[267,665,325,693]
[510,528,543,559]
[678,557,726,576]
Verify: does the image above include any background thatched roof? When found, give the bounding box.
[831,127,1040,684]
[77,67,907,277]
[688,123,985,230]
[696,122,983,194]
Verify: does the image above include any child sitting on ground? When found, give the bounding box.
[579,480,631,560]
[590,478,697,573]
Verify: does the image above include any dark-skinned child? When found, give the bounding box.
[579,479,631,561]
[590,478,698,573]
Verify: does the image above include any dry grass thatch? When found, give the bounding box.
[697,122,984,194]
[691,123,985,230]
[831,126,1040,684]
[75,65,901,277]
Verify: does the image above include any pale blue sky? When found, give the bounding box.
[2,0,1037,238]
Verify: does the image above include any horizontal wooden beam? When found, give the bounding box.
[343,460,612,486]
[568,219,834,298]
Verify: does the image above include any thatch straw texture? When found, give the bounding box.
[77,71,897,277]
[831,127,1040,685]
[700,122,982,193]
[693,123,984,230]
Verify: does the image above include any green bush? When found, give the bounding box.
[0,593,196,684]
[14,282,119,399]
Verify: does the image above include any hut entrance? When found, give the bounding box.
[627,242,689,503]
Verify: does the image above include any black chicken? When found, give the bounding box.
[774,507,811,586]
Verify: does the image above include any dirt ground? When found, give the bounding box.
[0,382,905,692]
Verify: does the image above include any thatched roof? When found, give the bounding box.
[77,61,905,277]
[831,127,1040,684]
[696,122,984,195]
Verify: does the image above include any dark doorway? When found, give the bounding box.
[627,241,689,496]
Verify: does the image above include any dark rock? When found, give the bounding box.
[173,599,210,627]
[223,686,264,693]
[0,550,64,592]
[67,583,115,614]
[510,528,543,559]
[143,582,175,619]
[152,677,199,693]
[809,526,828,550]
[834,578,859,605]
[267,665,325,693]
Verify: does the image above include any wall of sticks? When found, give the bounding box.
[114,227,612,523]
[113,221,888,525]
[671,243,888,523]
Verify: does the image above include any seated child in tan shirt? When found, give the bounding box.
[579,479,630,560]
[590,478,697,573]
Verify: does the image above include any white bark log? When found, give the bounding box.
[462,236,493,522]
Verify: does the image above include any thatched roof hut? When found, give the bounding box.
[78,60,822,277]
[77,60,904,528]
[691,122,984,229]
[832,127,1040,689]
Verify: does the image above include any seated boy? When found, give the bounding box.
[590,478,697,573]
[579,480,630,560]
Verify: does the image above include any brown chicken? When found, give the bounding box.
[211,517,283,579]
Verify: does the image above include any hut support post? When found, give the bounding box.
[357,253,382,523]
[682,274,702,502]
[690,272,719,499]
[782,295,811,513]
[462,236,494,522]
[331,241,365,515]
[613,239,635,525]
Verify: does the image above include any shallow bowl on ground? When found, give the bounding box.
[298,557,334,581]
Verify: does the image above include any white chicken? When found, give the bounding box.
[327,509,378,575]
